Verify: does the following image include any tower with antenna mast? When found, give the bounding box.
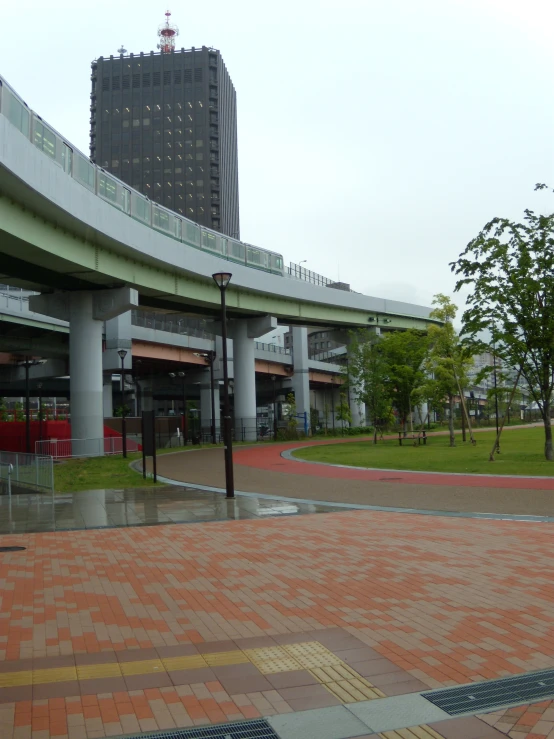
[91,10,240,238]
[157,10,179,53]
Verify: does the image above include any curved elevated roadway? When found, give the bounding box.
[0,115,435,329]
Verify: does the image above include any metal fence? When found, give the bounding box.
[33,417,279,461]
[131,310,214,339]
[0,451,54,494]
[254,341,291,355]
[287,262,335,287]
[35,437,141,459]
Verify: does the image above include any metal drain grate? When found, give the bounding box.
[110,718,280,739]
[423,668,554,715]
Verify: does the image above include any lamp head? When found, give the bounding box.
[118,349,128,360]
[177,371,185,378]
[212,272,232,290]
[168,372,176,378]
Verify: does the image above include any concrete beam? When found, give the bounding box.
[29,287,139,322]
[0,358,67,383]
[245,315,278,339]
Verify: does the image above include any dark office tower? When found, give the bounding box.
[90,40,240,237]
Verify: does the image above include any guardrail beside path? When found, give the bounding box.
[0,451,54,494]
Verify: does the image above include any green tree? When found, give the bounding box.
[422,294,474,447]
[279,392,300,439]
[348,331,391,444]
[14,402,24,422]
[0,397,7,422]
[451,184,554,460]
[479,361,522,426]
[335,392,352,433]
[114,404,131,418]
[380,329,429,434]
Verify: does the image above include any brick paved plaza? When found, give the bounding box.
[2,442,554,738]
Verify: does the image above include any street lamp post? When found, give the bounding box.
[169,371,188,443]
[24,357,31,453]
[37,382,43,445]
[271,375,277,441]
[492,337,500,454]
[194,351,217,444]
[208,353,216,443]
[345,354,351,425]
[177,371,187,441]
[20,357,41,454]
[118,350,128,458]
[212,272,234,498]
[331,375,336,432]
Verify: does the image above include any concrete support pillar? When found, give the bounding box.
[210,314,275,443]
[232,320,257,441]
[200,371,220,435]
[349,374,366,427]
[350,396,366,427]
[310,388,326,432]
[138,380,154,413]
[103,375,113,418]
[78,491,109,527]
[103,312,132,371]
[29,286,138,457]
[69,292,104,454]
[291,326,310,434]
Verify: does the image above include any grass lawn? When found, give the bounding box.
[293,426,554,476]
[54,452,157,493]
[53,440,272,492]
[53,444,204,493]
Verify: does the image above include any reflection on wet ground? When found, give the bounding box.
[0,486,353,534]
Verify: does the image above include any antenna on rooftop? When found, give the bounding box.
[157,10,179,53]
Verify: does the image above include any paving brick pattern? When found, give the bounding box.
[2,508,553,736]
[479,700,554,738]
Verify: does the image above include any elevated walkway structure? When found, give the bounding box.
[0,75,437,447]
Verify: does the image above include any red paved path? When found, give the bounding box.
[234,440,554,491]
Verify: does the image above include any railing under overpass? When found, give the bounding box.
[0,451,54,494]
[254,342,290,355]
[131,310,215,339]
[34,417,284,459]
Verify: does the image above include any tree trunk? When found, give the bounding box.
[461,401,466,442]
[373,427,377,445]
[448,395,455,447]
[544,406,553,460]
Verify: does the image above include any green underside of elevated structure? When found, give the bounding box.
[0,196,432,331]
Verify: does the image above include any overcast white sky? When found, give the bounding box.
[1,0,552,311]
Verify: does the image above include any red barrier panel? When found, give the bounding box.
[0,421,141,454]
[0,421,71,452]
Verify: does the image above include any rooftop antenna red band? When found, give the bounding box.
[157,10,179,53]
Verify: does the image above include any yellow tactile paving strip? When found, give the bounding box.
[379,726,445,738]
[246,641,386,703]
[0,640,384,704]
